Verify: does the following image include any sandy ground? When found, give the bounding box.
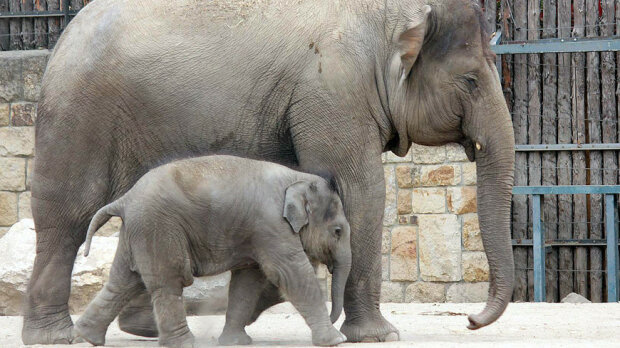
[1,302,619,348]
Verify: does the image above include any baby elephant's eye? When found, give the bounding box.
[333,227,342,238]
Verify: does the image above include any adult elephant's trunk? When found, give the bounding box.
[330,240,352,323]
[466,86,515,330]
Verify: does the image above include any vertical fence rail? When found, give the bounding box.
[605,194,619,301]
[532,194,546,302]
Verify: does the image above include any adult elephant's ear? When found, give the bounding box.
[283,181,310,233]
[398,5,431,85]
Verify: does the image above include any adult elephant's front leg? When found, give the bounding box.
[293,123,398,342]
[337,167,398,342]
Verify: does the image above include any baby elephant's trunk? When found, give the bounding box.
[83,201,123,256]
[330,245,352,323]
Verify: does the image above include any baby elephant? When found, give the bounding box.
[75,155,351,347]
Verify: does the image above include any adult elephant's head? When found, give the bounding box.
[385,0,515,329]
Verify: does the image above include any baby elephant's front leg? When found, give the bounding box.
[259,249,346,346]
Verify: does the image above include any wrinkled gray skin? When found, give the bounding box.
[26,0,515,344]
[74,155,352,347]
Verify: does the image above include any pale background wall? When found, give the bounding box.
[0,50,490,304]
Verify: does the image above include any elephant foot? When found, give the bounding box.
[118,304,159,337]
[312,326,347,346]
[340,313,399,343]
[160,331,194,348]
[74,319,108,346]
[22,311,79,345]
[218,328,252,345]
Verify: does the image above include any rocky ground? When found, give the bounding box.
[0,302,618,347]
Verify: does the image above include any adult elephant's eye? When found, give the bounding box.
[464,76,478,91]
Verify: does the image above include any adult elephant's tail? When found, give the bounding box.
[83,200,124,257]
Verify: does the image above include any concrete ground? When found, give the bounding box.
[1,302,619,347]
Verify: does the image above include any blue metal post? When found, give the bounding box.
[532,195,546,302]
[605,194,618,302]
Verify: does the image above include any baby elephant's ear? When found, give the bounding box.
[283,181,310,233]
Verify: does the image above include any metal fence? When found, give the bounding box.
[486,0,620,303]
[0,0,88,50]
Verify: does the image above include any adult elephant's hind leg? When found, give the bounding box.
[22,192,102,344]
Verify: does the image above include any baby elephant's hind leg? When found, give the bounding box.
[75,243,144,346]
[133,228,195,347]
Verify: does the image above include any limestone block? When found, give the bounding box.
[0,192,18,226]
[0,158,26,191]
[381,227,391,254]
[447,187,477,214]
[395,165,414,188]
[411,188,445,214]
[397,189,412,215]
[462,214,483,251]
[382,254,389,281]
[418,214,461,281]
[405,282,446,303]
[0,104,9,126]
[385,151,413,163]
[0,54,22,103]
[418,164,461,186]
[462,252,489,282]
[462,162,477,185]
[0,227,8,238]
[445,143,469,162]
[446,282,489,302]
[410,143,445,164]
[383,166,397,226]
[0,127,35,156]
[26,159,33,190]
[380,281,404,302]
[22,51,49,102]
[10,102,36,126]
[390,226,418,281]
[17,191,31,220]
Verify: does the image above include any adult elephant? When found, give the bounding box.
[25,0,515,344]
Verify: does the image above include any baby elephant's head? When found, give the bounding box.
[283,178,351,323]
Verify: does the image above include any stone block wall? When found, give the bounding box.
[367,145,490,303]
[0,50,490,303]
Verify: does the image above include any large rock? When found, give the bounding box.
[0,219,231,315]
[561,292,591,303]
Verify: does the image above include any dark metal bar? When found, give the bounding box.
[605,194,619,302]
[532,195,546,302]
[62,0,69,29]
[513,185,620,195]
[515,143,620,151]
[492,36,620,54]
[512,238,617,246]
[0,10,78,18]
